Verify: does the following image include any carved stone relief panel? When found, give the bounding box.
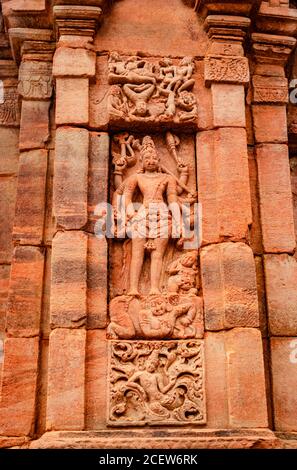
[107,53,198,131]
[108,340,206,426]
[100,48,206,427]
[106,132,203,340]
[89,53,201,131]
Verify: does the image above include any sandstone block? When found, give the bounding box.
[252,75,288,105]
[19,100,50,150]
[212,84,246,128]
[53,127,89,229]
[291,157,297,242]
[225,328,268,428]
[88,132,109,233]
[6,246,45,337]
[204,331,229,428]
[255,256,267,337]
[87,235,107,329]
[0,128,19,174]
[248,147,263,254]
[0,337,39,436]
[85,330,107,429]
[197,128,252,244]
[256,144,295,253]
[44,150,55,246]
[13,149,48,245]
[0,177,17,263]
[271,337,297,431]
[18,61,52,100]
[253,105,288,143]
[264,254,297,335]
[53,47,96,78]
[50,231,87,328]
[204,329,268,429]
[0,265,10,332]
[201,242,259,330]
[56,78,89,125]
[46,328,86,431]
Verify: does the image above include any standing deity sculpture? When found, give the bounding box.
[103,131,203,341]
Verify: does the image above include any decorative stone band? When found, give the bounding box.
[0,86,20,126]
[252,75,288,104]
[18,61,53,100]
[204,55,249,87]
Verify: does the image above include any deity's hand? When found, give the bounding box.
[177,159,188,174]
[114,156,127,173]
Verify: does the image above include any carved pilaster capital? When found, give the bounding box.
[204,15,251,56]
[18,60,53,100]
[8,28,53,63]
[0,61,20,126]
[252,32,296,69]
[53,5,102,41]
[203,15,251,86]
[252,74,289,103]
[256,1,297,37]
[195,0,260,18]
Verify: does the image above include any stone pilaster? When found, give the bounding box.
[0,35,54,437]
[251,8,297,431]
[48,5,103,431]
[197,10,268,429]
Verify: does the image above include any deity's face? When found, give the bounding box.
[136,100,147,116]
[142,147,160,172]
[150,298,166,316]
[146,360,158,373]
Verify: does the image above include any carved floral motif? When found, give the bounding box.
[204,56,249,86]
[253,86,288,103]
[18,62,53,99]
[108,340,206,426]
[107,53,198,129]
[0,87,19,125]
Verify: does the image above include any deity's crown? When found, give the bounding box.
[141,136,156,155]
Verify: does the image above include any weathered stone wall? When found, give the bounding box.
[0,0,297,449]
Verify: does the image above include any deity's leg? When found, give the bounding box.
[149,238,168,295]
[128,238,146,296]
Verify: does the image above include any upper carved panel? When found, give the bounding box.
[107,53,198,131]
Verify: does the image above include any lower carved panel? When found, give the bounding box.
[108,340,206,426]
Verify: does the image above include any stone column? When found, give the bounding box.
[0,37,54,438]
[47,5,104,431]
[251,31,297,431]
[197,12,268,428]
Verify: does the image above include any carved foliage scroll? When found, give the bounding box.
[108,340,206,426]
